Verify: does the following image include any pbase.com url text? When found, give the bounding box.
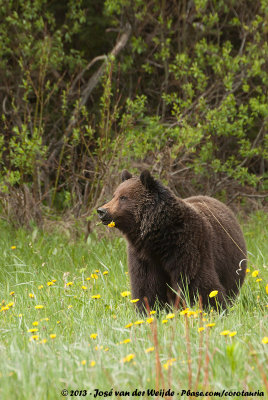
[64,388,265,398]
[180,389,264,397]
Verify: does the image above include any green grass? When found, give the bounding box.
[0,212,267,400]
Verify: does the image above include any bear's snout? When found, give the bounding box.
[97,207,108,219]
[97,207,112,224]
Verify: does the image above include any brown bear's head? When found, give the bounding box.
[97,170,164,235]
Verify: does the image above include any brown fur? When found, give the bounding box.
[97,170,247,312]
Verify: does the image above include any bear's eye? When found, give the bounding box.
[120,195,127,201]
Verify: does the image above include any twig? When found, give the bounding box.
[203,327,210,391]
[194,296,204,391]
[48,23,132,161]
[250,345,268,394]
[144,297,165,393]
[73,23,132,112]
[182,300,192,392]
[227,192,268,205]
[70,55,107,94]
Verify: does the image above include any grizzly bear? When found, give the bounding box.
[97,170,247,312]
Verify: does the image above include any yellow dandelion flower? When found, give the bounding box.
[180,308,189,315]
[94,270,100,273]
[150,310,156,315]
[103,271,108,275]
[146,317,154,324]
[145,347,155,353]
[11,246,16,250]
[86,277,91,281]
[104,347,109,351]
[68,305,73,309]
[206,323,216,328]
[81,286,87,290]
[125,323,133,328]
[229,331,237,337]
[52,279,57,283]
[18,313,23,318]
[39,339,47,344]
[29,335,39,341]
[7,302,14,307]
[108,221,115,228]
[35,305,44,309]
[90,333,98,339]
[261,337,268,344]
[40,317,49,321]
[9,291,15,296]
[66,282,73,286]
[38,285,43,290]
[166,313,175,319]
[246,268,250,273]
[121,291,131,297]
[163,358,176,370]
[32,321,39,326]
[162,319,168,324]
[187,310,198,317]
[91,294,101,299]
[121,338,131,344]
[256,278,262,282]
[266,284,268,295]
[50,333,56,339]
[220,330,231,336]
[1,306,9,312]
[251,270,259,278]
[29,293,35,298]
[90,361,96,367]
[122,353,135,363]
[28,328,38,333]
[47,281,54,286]
[209,290,218,298]
[134,320,144,325]
[57,321,61,324]
[91,273,98,280]
[198,327,205,332]
[81,360,86,365]
[130,298,139,303]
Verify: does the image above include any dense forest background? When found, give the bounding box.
[0,0,267,229]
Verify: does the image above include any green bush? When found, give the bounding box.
[0,0,267,224]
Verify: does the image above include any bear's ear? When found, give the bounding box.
[140,170,157,191]
[121,170,132,182]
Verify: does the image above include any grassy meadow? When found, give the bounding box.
[0,211,267,400]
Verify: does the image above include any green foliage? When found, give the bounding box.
[104,0,268,189]
[0,0,89,194]
[0,0,267,223]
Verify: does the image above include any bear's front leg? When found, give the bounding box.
[127,245,169,313]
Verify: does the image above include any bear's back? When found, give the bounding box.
[185,196,243,240]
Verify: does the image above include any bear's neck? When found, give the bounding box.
[126,196,190,258]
